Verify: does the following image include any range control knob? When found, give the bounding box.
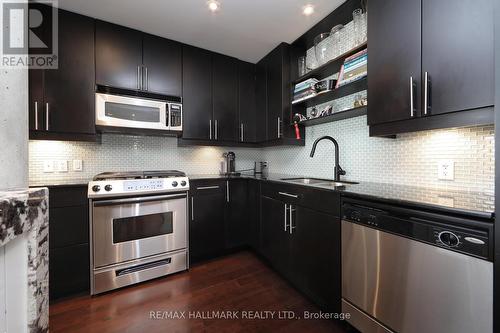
[104,185,113,192]
[92,185,101,192]
[172,181,178,187]
[439,231,459,247]
[350,211,362,222]
[180,181,187,187]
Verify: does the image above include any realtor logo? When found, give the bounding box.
[1,0,58,68]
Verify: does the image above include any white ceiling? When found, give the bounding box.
[57,0,344,63]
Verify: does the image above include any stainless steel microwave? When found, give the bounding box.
[95,93,182,133]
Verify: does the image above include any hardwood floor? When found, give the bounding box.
[50,251,355,333]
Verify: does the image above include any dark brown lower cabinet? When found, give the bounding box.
[48,186,90,301]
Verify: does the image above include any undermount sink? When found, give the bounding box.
[281,178,358,187]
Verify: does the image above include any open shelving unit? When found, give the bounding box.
[289,0,367,128]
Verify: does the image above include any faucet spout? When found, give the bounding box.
[309,136,346,182]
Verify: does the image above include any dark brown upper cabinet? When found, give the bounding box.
[213,54,239,142]
[95,21,182,96]
[368,0,494,136]
[238,61,257,143]
[257,43,305,144]
[95,21,142,91]
[182,45,213,140]
[29,6,96,140]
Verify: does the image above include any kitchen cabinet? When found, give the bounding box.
[29,7,96,140]
[182,45,213,140]
[213,54,239,142]
[142,34,182,96]
[368,0,494,135]
[95,21,143,91]
[189,180,226,262]
[238,61,257,143]
[96,22,182,95]
[256,43,304,144]
[48,186,90,301]
[225,180,249,249]
[261,196,290,274]
[260,182,341,312]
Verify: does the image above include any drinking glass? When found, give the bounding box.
[330,24,344,58]
[314,33,332,66]
[353,9,366,45]
[298,56,307,76]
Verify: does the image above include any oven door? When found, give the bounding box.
[92,193,187,268]
[95,93,168,131]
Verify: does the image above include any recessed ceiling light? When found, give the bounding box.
[302,4,315,16]
[207,0,220,12]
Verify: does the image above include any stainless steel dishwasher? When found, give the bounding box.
[341,198,493,333]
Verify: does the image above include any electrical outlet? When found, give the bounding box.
[43,160,54,173]
[438,160,454,180]
[56,160,68,173]
[73,160,83,172]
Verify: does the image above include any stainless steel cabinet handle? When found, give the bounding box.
[289,205,296,235]
[137,66,141,90]
[144,66,148,91]
[209,120,212,140]
[279,192,299,198]
[409,76,415,117]
[277,117,281,138]
[45,103,49,130]
[214,120,218,140]
[191,197,194,221]
[424,71,431,115]
[196,185,220,190]
[226,181,230,203]
[284,204,288,231]
[240,123,244,142]
[34,101,39,130]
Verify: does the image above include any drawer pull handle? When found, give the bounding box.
[196,186,220,190]
[279,192,299,198]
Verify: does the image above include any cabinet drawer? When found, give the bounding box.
[49,206,89,249]
[49,243,90,301]
[189,180,226,196]
[50,186,87,207]
[261,182,340,217]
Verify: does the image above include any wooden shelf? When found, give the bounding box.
[298,106,367,127]
[293,42,367,84]
[292,77,367,108]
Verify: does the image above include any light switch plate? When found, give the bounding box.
[56,160,68,173]
[438,160,454,180]
[73,160,83,172]
[43,160,54,173]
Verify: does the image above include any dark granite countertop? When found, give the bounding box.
[31,173,494,220]
[189,173,495,220]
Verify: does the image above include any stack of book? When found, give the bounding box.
[336,49,367,88]
[292,78,318,103]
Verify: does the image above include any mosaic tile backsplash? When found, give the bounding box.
[29,116,494,193]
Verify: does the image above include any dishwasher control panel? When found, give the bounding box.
[342,200,492,261]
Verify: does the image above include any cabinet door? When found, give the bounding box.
[95,21,143,90]
[213,54,238,142]
[29,70,44,131]
[266,45,285,140]
[367,0,422,125]
[189,186,225,262]
[238,61,257,143]
[255,59,268,142]
[260,196,289,275]
[225,180,249,249]
[44,9,95,134]
[290,207,341,312]
[142,34,182,96]
[422,0,494,116]
[49,244,90,300]
[247,180,261,251]
[182,46,212,140]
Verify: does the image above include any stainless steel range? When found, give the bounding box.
[88,170,189,295]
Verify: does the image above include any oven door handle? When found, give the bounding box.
[93,193,187,207]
